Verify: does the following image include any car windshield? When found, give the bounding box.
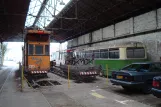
[122,64,150,72]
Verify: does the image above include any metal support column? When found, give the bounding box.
[58,43,62,60]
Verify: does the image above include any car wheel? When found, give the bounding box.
[142,85,152,94]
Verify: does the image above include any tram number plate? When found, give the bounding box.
[29,65,35,68]
[117,75,123,79]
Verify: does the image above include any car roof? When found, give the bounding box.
[132,62,161,64]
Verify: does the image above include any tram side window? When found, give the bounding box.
[75,52,79,58]
[93,50,100,58]
[127,47,145,58]
[100,49,108,58]
[80,52,84,58]
[28,44,34,55]
[82,52,86,58]
[109,48,119,59]
[45,45,49,55]
[86,51,93,59]
[77,52,81,58]
[35,45,43,55]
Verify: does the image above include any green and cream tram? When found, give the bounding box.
[74,42,147,76]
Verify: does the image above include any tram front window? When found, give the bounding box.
[35,45,43,55]
[45,45,49,55]
[28,44,34,55]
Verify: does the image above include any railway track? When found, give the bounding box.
[51,67,67,78]
[51,66,98,83]
[25,73,62,88]
[0,67,11,93]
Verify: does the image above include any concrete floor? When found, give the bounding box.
[0,62,160,107]
[0,62,52,107]
[36,72,160,107]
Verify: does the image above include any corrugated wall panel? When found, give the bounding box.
[67,40,72,48]
[157,8,161,28]
[78,35,84,45]
[115,18,133,37]
[84,33,90,43]
[134,11,157,33]
[72,38,78,46]
[92,29,102,42]
[102,25,114,39]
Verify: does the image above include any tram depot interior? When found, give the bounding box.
[1,0,161,107]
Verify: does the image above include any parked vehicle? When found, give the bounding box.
[110,62,161,94]
[152,76,161,98]
[53,42,147,77]
[51,49,101,82]
[22,30,51,77]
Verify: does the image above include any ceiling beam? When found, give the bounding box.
[32,0,49,27]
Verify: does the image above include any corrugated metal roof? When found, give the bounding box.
[0,0,30,42]
[1,0,161,42]
[46,0,161,43]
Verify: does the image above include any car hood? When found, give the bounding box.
[114,70,144,76]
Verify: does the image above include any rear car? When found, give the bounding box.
[152,76,161,98]
[110,62,161,93]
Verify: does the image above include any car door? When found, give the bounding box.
[151,63,161,76]
[140,64,152,82]
[145,63,161,85]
